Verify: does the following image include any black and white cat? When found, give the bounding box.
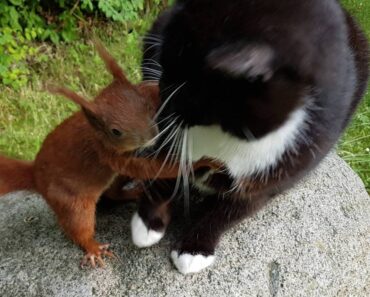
[132,0,369,274]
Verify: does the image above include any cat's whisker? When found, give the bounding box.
[141,69,161,77]
[141,70,161,80]
[142,35,163,42]
[145,120,179,159]
[180,128,190,217]
[169,121,184,167]
[143,79,160,84]
[154,122,181,158]
[142,38,163,43]
[160,84,177,96]
[144,32,162,38]
[187,128,195,181]
[147,123,180,159]
[147,117,178,145]
[143,36,163,42]
[143,43,162,55]
[170,129,185,200]
[141,70,161,81]
[146,114,177,153]
[153,112,176,128]
[143,36,162,44]
[165,126,182,161]
[149,124,182,183]
[154,82,187,121]
[142,75,159,81]
[223,180,239,196]
[141,67,162,75]
[142,64,163,72]
[142,59,163,68]
[143,42,162,47]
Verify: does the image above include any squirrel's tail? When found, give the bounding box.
[0,155,35,196]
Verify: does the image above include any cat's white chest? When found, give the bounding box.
[188,108,307,178]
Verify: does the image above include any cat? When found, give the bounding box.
[134,0,369,274]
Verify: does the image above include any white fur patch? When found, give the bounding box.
[171,251,216,274]
[131,212,164,248]
[188,108,307,178]
[193,170,218,195]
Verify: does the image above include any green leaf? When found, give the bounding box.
[81,0,94,11]
[61,29,77,42]
[50,31,60,44]
[8,0,23,6]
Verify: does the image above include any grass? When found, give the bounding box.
[339,0,370,191]
[0,2,369,191]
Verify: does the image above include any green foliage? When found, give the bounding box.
[339,0,370,192]
[0,0,169,89]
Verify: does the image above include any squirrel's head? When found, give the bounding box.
[48,41,159,153]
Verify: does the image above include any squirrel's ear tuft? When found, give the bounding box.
[207,42,275,82]
[46,85,95,111]
[46,85,105,130]
[93,39,132,85]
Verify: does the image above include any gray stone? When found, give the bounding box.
[0,154,369,297]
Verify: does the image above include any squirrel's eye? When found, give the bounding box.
[111,128,123,138]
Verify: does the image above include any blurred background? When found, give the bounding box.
[0,0,368,192]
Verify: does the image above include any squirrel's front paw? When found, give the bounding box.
[80,243,115,268]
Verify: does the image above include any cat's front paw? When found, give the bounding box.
[171,250,216,274]
[131,212,165,248]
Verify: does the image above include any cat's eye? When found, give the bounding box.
[111,128,123,138]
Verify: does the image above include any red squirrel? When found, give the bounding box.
[0,41,182,268]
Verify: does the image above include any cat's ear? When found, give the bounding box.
[206,42,275,82]
[94,39,132,85]
[47,85,105,130]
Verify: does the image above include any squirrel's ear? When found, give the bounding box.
[207,42,275,82]
[94,39,132,85]
[136,82,160,108]
[46,85,104,130]
[47,85,95,112]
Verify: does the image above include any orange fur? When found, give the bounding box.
[0,156,34,194]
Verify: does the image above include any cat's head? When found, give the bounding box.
[157,39,305,140]
[151,3,312,140]
[49,41,160,153]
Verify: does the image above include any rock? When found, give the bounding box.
[0,154,369,297]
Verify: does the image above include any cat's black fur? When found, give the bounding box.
[138,0,369,273]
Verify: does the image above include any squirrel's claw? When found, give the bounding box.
[80,243,114,269]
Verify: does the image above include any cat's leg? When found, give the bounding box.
[101,175,143,203]
[171,193,268,274]
[131,180,173,248]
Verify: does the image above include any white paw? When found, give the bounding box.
[131,212,164,248]
[171,251,216,274]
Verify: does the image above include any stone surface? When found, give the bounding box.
[0,154,369,297]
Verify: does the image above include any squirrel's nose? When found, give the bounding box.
[142,124,159,148]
